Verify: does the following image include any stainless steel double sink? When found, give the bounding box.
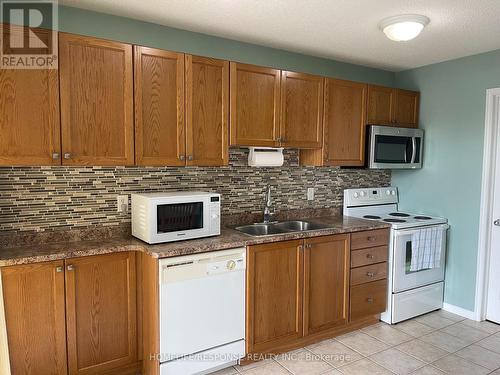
[235,220,331,237]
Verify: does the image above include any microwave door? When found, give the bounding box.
[157,202,204,233]
[371,134,413,168]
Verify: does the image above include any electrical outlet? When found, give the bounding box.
[117,195,129,213]
[307,187,315,201]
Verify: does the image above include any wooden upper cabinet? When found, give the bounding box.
[65,252,137,375]
[247,240,303,354]
[394,89,419,128]
[2,261,67,375]
[59,33,134,166]
[0,26,60,166]
[135,46,185,166]
[367,85,394,125]
[280,71,323,148]
[186,55,229,166]
[230,62,280,147]
[303,235,350,336]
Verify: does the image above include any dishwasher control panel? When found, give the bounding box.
[206,257,245,275]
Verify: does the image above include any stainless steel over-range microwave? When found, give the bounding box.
[368,126,424,169]
[131,191,221,244]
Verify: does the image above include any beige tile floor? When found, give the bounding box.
[211,310,500,375]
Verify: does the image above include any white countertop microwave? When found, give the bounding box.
[131,192,221,244]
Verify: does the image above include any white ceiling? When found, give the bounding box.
[59,0,500,71]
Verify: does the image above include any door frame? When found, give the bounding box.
[475,87,500,321]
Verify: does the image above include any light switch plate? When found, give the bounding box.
[307,187,315,201]
[117,195,129,212]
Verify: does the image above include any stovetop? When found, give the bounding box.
[343,187,448,230]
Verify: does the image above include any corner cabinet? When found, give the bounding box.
[1,252,139,375]
[59,33,134,166]
[300,79,367,166]
[367,85,419,128]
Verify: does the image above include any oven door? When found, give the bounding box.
[369,126,423,169]
[152,197,211,242]
[392,224,448,293]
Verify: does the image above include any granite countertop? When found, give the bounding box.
[0,215,390,266]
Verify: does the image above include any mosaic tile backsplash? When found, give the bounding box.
[0,149,390,233]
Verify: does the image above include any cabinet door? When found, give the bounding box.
[367,85,394,125]
[230,63,280,146]
[59,33,134,165]
[186,55,229,166]
[65,252,137,375]
[394,89,419,128]
[0,26,60,166]
[323,79,367,166]
[135,46,185,166]
[280,71,323,148]
[303,235,350,336]
[2,261,67,375]
[247,240,303,354]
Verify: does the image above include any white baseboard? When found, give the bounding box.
[442,302,476,320]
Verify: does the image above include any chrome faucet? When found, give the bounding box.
[263,185,275,223]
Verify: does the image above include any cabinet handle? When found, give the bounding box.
[366,272,375,277]
[298,245,304,251]
[179,155,185,161]
[67,264,74,271]
[188,155,193,161]
[63,153,71,159]
[366,254,374,259]
[52,153,60,159]
[55,266,63,273]
[276,137,282,142]
[367,236,376,242]
[367,297,374,303]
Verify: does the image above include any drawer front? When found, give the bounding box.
[351,262,387,286]
[351,229,389,250]
[351,246,388,268]
[350,279,387,321]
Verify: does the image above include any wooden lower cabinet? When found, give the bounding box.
[1,252,139,375]
[2,261,67,375]
[303,235,350,335]
[246,240,304,354]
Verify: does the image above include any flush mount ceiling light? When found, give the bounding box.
[379,14,430,42]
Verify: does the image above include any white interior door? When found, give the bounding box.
[486,107,500,324]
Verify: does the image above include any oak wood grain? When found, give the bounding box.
[230,62,280,146]
[246,240,303,355]
[367,85,394,125]
[134,46,185,166]
[186,55,229,166]
[0,26,60,166]
[2,261,67,375]
[303,235,350,336]
[394,89,419,128]
[59,33,134,166]
[350,262,387,286]
[350,279,387,321]
[280,71,323,148]
[351,246,389,268]
[351,229,390,250]
[65,252,137,375]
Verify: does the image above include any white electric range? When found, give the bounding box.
[344,187,449,324]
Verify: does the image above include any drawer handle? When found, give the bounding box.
[366,254,374,259]
[67,264,74,271]
[55,266,63,273]
[367,272,375,277]
[367,297,374,303]
[367,236,376,241]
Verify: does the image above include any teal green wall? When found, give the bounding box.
[57,6,394,85]
[393,49,500,311]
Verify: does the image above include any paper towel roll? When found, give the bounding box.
[248,147,284,167]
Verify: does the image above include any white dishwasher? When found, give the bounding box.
[159,248,246,375]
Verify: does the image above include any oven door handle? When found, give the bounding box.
[393,224,450,238]
[410,137,417,164]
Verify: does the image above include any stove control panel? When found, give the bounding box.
[344,187,398,207]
